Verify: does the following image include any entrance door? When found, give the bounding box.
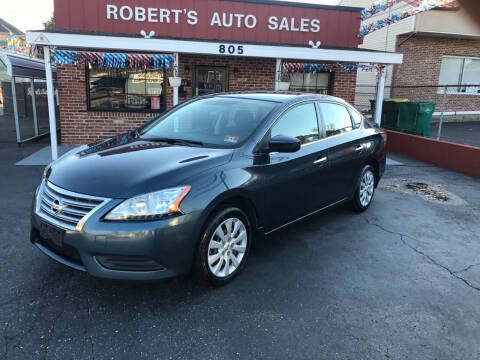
[193,66,227,96]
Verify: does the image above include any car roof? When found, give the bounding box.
[214,91,347,104]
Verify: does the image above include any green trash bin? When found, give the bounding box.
[397,102,418,133]
[382,100,400,130]
[370,99,399,129]
[415,102,435,137]
[396,102,436,137]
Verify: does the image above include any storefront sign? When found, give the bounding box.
[54,0,362,48]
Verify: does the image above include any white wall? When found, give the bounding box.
[339,0,415,108]
[415,8,480,37]
[339,1,479,109]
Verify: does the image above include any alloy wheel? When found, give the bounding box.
[359,169,375,207]
[207,217,247,278]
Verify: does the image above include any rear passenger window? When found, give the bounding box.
[271,103,320,145]
[348,108,364,128]
[319,103,353,137]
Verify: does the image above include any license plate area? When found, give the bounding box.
[39,222,65,247]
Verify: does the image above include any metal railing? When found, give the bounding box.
[353,84,480,148]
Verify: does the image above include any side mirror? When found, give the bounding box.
[268,135,301,153]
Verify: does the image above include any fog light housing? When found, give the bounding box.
[96,255,165,271]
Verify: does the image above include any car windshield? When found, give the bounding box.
[140,97,278,148]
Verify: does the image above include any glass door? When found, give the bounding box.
[193,66,228,96]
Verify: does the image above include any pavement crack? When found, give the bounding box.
[42,272,74,360]
[363,217,480,293]
[42,303,66,360]
[452,263,480,274]
[86,296,94,360]
[1,321,10,360]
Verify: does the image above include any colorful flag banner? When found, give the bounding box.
[361,0,406,20]
[51,50,174,69]
[282,62,385,75]
[359,0,457,38]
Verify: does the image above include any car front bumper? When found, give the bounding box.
[30,184,202,280]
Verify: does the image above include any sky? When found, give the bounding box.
[1,0,340,32]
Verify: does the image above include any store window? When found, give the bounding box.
[289,73,331,94]
[193,66,228,96]
[438,56,480,94]
[87,67,166,112]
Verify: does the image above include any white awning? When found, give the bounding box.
[0,50,55,79]
[26,31,403,65]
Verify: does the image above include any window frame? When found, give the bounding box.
[192,65,229,97]
[266,100,322,147]
[346,106,365,129]
[255,100,362,154]
[85,65,168,113]
[317,101,356,139]
[438,55,480,95]
[288,71,334,95]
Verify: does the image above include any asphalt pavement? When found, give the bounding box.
[1,141,480,360]
[430,121,480,148]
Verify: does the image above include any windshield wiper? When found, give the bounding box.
[142,137,204,147]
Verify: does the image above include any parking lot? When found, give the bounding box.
[1,141,480,360]
[430,121,480,148]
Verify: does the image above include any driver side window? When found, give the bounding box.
[271,103,320,145]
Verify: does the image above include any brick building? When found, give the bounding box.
[27,0,401,149]
[392,35,480,113]
[340,0,480,116]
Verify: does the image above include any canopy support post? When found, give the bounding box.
[11,77,21,143]
[374,67,386,126]
[44,45,58,160]
[30,79,39,136]
[173,52,179,106]
[275,59,281,91]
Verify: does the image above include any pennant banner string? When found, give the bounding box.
[51,49,174,69]
[359,0,457,38]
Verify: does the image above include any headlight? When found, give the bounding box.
[104,186,191,221]
[43,162,53,180]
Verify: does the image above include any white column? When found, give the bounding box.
[30,79,39,136]
[44,46,58,160]
[374,67,386,126]
[173,52,179,106]
[10,77,21,143]
[275,58,281,91]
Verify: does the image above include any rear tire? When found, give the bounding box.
[351,165,376,212]
[193,207,252,286]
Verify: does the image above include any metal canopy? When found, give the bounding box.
[0,51,55,79]
[25,31,403,65]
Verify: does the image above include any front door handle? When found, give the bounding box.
[314,156,328,165]
[355,144,365,152]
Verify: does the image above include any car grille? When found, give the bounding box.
[37,181,108,231]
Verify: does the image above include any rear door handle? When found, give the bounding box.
[314,156,328,165]
[355,144,365,152]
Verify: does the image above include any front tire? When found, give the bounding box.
[194,207,252,285]
[351,165,376,212]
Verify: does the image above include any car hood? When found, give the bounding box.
[48,134,233,198]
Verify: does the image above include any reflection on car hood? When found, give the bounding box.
[48,133,233,198]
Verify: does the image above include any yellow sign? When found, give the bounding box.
[131,72,164,84]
